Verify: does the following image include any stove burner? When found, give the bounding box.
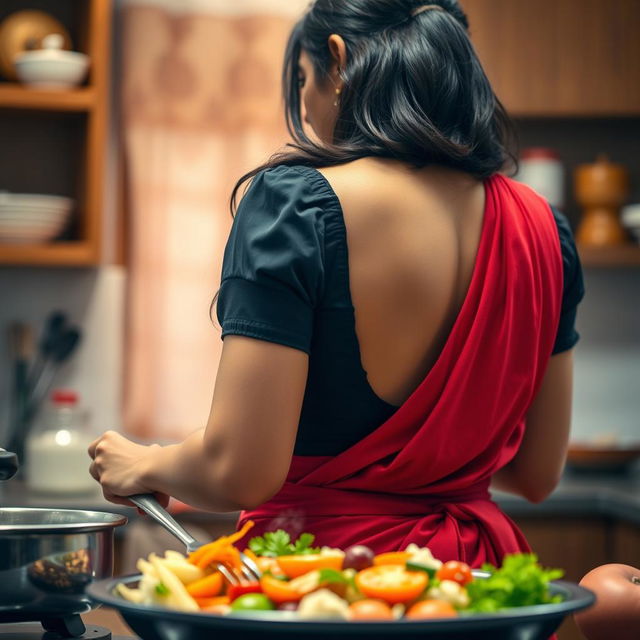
[0,623,135,640]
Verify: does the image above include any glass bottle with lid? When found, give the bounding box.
[25,389,97,494]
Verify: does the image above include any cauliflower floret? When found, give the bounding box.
[298,588,350,619]
[426,579,470,609]
[405,544,443,571]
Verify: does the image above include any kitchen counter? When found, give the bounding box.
[2,468,639,526]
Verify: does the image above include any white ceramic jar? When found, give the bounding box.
[26,389,97,494]
[516,148,565,209]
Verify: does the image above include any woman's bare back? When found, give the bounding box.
[319,158,486,406]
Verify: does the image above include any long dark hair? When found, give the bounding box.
[230,0,517,211]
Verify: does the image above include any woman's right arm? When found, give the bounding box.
[491,349,574,503]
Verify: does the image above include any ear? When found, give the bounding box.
[327,34,347,84]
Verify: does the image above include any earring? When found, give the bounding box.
[333,87,342,107]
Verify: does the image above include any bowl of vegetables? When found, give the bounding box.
[88,526,594,640]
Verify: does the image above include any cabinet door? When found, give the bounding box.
[462,0,640,115]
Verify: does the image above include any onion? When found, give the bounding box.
[574,563,640,640]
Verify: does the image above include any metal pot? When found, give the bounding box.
[0,507,127,634]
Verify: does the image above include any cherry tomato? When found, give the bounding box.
[436,561,473,586]
[227,581,262,602]
[276,553,343,578]
[406,599,458,619]
[348,598,394,620]
[355,565,428,604]
[230,592,275,611]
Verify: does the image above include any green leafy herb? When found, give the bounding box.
[466,553,564,613]
[318,568,349,584]
[154,582,170,596]
[248,530,320,557]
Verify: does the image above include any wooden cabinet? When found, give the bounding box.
[0,0,112,266]
[462,0,640,117]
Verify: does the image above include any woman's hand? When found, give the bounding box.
[88,430,169,508]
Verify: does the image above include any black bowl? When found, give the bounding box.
[88,572,595,640]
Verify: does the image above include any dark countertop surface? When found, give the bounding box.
[2,467,639,526]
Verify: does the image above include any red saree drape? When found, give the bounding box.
[236,174,563,568]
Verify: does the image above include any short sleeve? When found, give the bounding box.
[551,207,585,354]
[217,165,330,354]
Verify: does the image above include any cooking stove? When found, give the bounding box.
[0,622,135,639]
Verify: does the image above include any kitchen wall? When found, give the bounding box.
[1,264,638,449]
[0,265,126,444]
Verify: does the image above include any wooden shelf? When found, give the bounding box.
[0,84,95,112]
[0,242,98,266]
[579,244,640,267]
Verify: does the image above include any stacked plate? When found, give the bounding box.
[0,192,73,244]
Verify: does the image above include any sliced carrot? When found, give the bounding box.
[188,520,255,569]
[186,571,224,598]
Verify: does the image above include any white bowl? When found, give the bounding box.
[14,33,90,89]
[0,192,73,210]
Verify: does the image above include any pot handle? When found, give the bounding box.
[0,448,18,481]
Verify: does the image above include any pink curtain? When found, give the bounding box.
[121,1,307,439]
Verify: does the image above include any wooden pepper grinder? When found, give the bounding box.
[575,154,629,246]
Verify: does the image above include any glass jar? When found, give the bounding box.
[25,389,97,494]
[516,147,565,209]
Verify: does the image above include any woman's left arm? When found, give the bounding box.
[89,335,308,511]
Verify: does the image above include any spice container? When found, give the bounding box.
[574,154,629,247]
[516,148,565,209]
[25,389,97,494]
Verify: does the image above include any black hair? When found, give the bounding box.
[230,0,517,211]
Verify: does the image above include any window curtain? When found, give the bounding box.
[120,0,307,439]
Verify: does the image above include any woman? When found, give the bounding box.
[89,0,583,566]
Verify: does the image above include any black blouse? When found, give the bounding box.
[217,165,584,455]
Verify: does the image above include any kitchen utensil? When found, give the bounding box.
[0,10,72,81]
[27,311,67,399]
[10,327,82,460]
[89,571,595,640]
[0,507,127,633]
[15,33,90,89]
[129,493,260,583]
[6,323,33,465]
[574,154,629,247]
[25,327,81,424]
[0,448,18,481]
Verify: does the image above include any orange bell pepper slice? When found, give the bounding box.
[194,595,230,609]
[276,553,343,579]
[260,573,318,604]
[188,520,255,570]
[355,565,428,604]
[186,571,224,598]
[373,551,412,566]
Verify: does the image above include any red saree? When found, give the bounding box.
[235,174,563,568]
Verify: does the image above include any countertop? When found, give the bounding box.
[1,468,639,526]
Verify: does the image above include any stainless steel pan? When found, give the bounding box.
[0,507,127,634]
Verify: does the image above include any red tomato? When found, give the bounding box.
[348,599,394,620]
[575,563,640,640]
[436,561,473,586]
[406,599,457,619]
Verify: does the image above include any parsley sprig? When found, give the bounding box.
[248,530,320,557]
[466,553,564,613]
